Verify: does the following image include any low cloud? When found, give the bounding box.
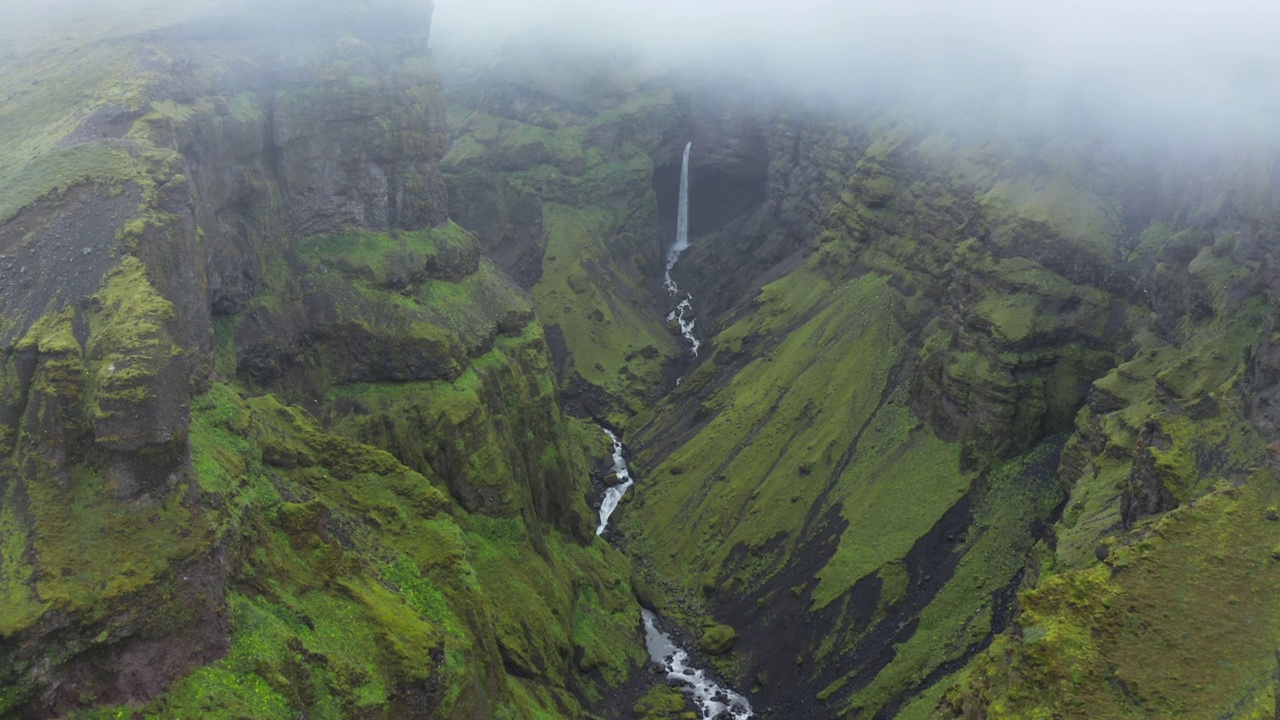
[433,0,1280,144]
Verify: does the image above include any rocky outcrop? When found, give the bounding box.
[1120,422,1180,526]
[273,76,449,235]
[446,172,546,288]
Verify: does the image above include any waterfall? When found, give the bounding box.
[674,141,691,254]
[595,429,634,535]
[663,142,699,356]
[664,142,692,292]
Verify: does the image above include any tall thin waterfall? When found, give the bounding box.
[663,142,699,356]
[663,142,692,293]
[674,141,691,254]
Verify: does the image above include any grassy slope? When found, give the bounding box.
[145,378,642,719]
[623,169,1070,713]
[164,220,646,718]
[929,209,1279,715]
[939,479,1280,719]
[0,257,200,639]
[31,261,647,718]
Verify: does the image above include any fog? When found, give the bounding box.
[1,0,1277,147]
[434,0,1280,145]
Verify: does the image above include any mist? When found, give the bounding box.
[433,0,1280,146]
[0,0,1277,147]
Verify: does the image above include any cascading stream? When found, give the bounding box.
[595,429,633,535]
[664,142,699,356]
[593,430,753,718]
[643,609,754,720]
[592,143,751,717]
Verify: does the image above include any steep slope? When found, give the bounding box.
[0,3,645,718]
[627,117,1280,718]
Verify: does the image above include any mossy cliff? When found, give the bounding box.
[0,3,644,717]
[594,99,1279,717]
[438,42,688,419]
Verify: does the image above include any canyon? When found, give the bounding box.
[1,1,1279,719]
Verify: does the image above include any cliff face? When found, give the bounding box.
[438,43,687,420]
[0,4,643,718]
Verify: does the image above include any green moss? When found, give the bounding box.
[15,307,86,404]
[1055,456,1130,569]
[0,496,46,636]
[174,376,643,718]
[1126,221,1173,261]
[0,28,162,223]
[841,438,1065,716]
[321,322,586,525]
[981,174,1119,264]
[1056,280,1268,569]
[813,425,968,609]
[973,292,1041,343]
[444,79,680,413]
[944,479,1280,719]
[699,623,738,655]
[85,256,179,424]
[632,685,690,719]
[531,203,677,411]
[631,273,912,611]
[24,463,208,616]
[296,222,477,286]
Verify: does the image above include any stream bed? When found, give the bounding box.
[643,609,754,720]
[594,427,754,719]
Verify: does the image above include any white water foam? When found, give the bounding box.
[595,429,634,535]
[642,609,753,719]
[667,294,700,356]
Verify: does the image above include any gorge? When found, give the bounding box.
[2,1,1280,719]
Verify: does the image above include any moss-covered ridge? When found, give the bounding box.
[613,119,1083,717]
[611,113,1279,718]
[924,153,1280,718]
[439,44,685,417]
[936,479,1280,720]
[0,264,220,715]
[168,212,644,718]
[93,381,642,719]
[230,221,531,390]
